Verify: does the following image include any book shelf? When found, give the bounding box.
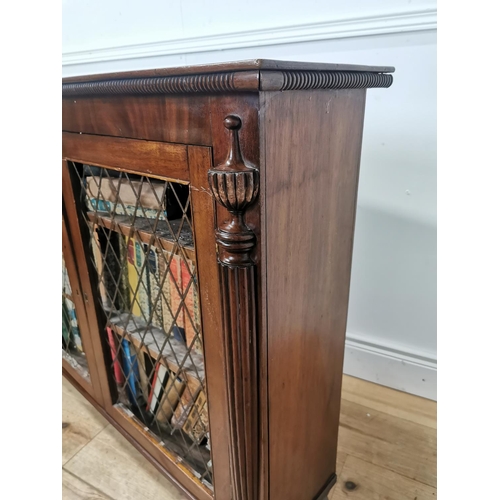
[62,59,393,500]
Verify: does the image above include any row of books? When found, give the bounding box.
[62,257,83,353]
[107,326,209,444]
[86,176,168,220]
[92,228,203,356]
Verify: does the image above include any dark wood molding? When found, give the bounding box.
[260,70,393,91]
[62,71,260,96]
[62,59,393,96]
[208,115,260,500]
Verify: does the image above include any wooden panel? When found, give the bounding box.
[62,377,108,466]
[62,132,189,182]
[63,95,212,146]
[264,89,367,500]
[341,375,437,429]
[188,146,232,500]
[338,399,437,487]
[329,456,437,500]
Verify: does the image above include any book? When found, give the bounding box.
[182,389,209,443]
[156,372,185,425]
[169,253,186,343]
[62,300,72,349]
[135,348,153,402]
[90,228,110,310]
[122,339,140,406]
[170,373,203,429]
[106,327,124,385]
[118,234,131,312]
[181,258,196,350]
[127,238,141,317]
[85,177,167,220]
[102,231,122,311]
[158,249,173,335]
[191,260,203,356]
[89,228,124,312]
[135,240,151,322]
[64,296,83,352]
[147,245,163,329]
[147,363,169,414]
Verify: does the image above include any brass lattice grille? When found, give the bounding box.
[70,162,212,487]
[62,255,89,380]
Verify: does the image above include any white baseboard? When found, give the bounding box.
[343,332,437,400]
[62,8,436,67]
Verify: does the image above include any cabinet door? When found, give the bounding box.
[62,138,231,500]
[62,215,104,404]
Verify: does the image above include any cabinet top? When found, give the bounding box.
[62,58,394,96]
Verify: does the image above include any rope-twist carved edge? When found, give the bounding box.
[280,70,393,90]
[62,70,393,96]
[62,73,237,96]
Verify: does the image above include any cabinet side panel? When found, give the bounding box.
[264,90,366,500]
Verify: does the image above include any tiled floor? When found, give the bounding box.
[62,375,436,499]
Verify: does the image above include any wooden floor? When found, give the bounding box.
[62,375,437,500]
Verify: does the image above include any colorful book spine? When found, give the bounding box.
[62,300,71,348]
[181,258,196,350]
[171,373,202,429]
[118,234,131,312]
[122,339,139,406]
[169,253,185,343]
[156,372,185,425]
[127,238,140,317]
[147,246,163,329]
[147,363,169,414]
[135,348,151,402]
[191,261,204,356]
[182,389,209,443]
[64,296,83,352]
[87,195,167,220]
[135,241,150,322]
[106,327,124,385]
[103,231,121,312]
[91,229,110,310]
[158,249,173,335]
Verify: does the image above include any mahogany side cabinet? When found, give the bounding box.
[62,59,394,500]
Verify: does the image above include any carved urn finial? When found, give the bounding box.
[208,115,260,267]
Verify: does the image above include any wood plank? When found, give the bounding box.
[63,132,189,183]
[265,89,367,500]
[338,399,437,488]
[62,377,108,465]
[328,456,437,500]
[341,375,437,429]
[64,425,189,500]
[62,470,113,500]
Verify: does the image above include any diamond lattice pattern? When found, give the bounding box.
[71,163,212,486]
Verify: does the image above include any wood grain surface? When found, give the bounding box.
[263,89,367,500]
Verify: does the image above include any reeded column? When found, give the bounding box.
[208,115,259,500]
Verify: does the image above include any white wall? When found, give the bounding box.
[63,1,437,399]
